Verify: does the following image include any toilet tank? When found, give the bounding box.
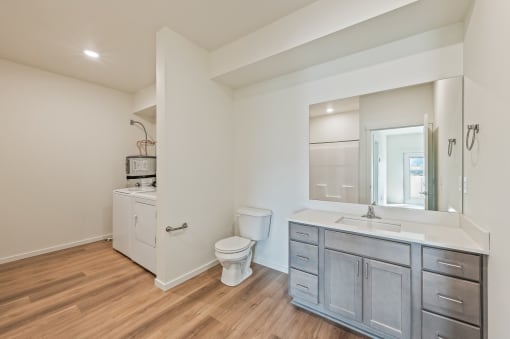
[237,207,272,241]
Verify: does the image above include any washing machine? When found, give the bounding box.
[112,187,155,258]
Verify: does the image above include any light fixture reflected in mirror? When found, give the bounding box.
[83,49,100,59]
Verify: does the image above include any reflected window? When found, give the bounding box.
[404,153,425,207]
[371,126,425,209]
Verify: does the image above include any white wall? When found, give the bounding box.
[131,84,157,157]
[132,84,157,128]
[433,77,463,212]
[359,83,432,130]
[234,44,463,272]
[463,1,510,337]
[386,133,423,203]
[0,58,141,262]
[133,84,156,113]
[155,28,234,289]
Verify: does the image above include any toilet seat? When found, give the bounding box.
[215,236,251,254]
[215,247,251,262]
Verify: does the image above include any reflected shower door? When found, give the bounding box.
[309,141,360,203]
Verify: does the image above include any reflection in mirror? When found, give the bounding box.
[309,77,463,213]
[371,126,425,209]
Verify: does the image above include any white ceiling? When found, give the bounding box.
[0,0,316,93]
[0,0,473,94]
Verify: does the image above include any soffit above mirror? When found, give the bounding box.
[212,0,473,88]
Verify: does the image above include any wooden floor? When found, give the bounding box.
[0,241,366,339]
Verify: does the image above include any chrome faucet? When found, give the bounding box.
[362,203,381,219]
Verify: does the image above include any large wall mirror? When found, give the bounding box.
[309,76,463,213]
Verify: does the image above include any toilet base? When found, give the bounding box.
[218,248,254,287]
[221,266,252,287]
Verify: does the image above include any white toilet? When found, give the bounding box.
[214,207,272,286]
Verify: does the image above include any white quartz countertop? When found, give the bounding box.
[288,209,489,255]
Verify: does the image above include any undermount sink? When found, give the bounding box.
[335,216,402,232]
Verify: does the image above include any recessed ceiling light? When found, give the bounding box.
[83,49,100,58]
[326,107,334,113]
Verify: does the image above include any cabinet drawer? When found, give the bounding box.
[422,311,480,339]
[289,223,318,245]
[324,230,410,266]
[423,271,480,326]
[423,247,480,281]
[290,241,318,275]
[289,268,318,304]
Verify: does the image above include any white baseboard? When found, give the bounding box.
[0,234,112,264]
[154,259,219,291]
[253,256,288,274]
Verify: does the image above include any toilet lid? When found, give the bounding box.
[215,236,251,253]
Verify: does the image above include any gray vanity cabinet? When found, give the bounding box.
[289,223,319,305]
[289,222,413,339]
[324,250,411,338]
[324,249,363,321]
[421,246,485,339]
[363,258,411,339]
[288,221,488,339]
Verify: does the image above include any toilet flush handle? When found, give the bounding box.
[166,223,189,232]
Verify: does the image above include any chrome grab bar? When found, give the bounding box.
[166,222,189,232]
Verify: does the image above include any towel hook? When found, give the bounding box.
[447,138,456,157]
[466,124,479,151]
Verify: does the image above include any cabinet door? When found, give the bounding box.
[363,259,411,339]
[324,250,363,322]
[134,201,157,247]
[132,201,157,273]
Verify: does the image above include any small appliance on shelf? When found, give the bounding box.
[125,155,156,188]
